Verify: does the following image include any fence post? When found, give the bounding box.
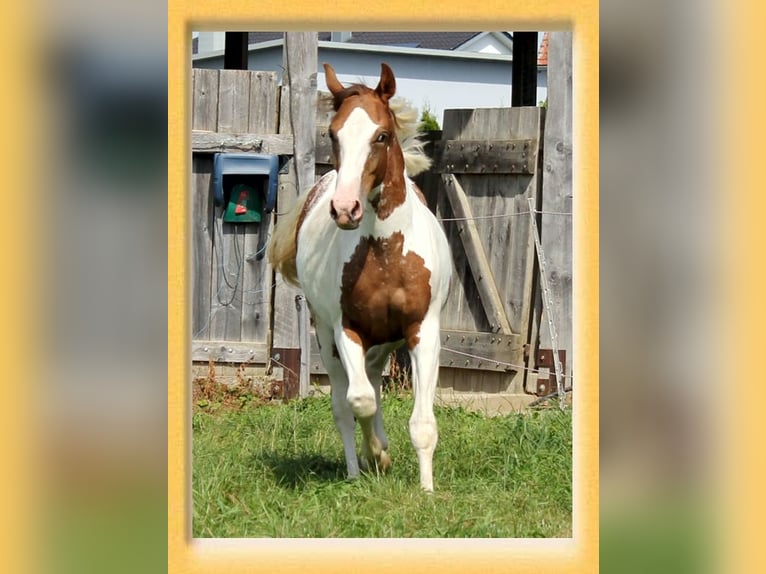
[538,32,573,389]
[270,32,317,398]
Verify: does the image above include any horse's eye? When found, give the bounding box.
[375,132,389,144]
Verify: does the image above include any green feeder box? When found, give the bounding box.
[223,183,262,223]
[212,153,279,224]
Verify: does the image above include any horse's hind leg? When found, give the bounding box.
[316,323,360,478]
[359,344,398,473]
[366,344,399,452]
[407,312,441,492]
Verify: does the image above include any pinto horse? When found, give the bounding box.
[269,63,452,491]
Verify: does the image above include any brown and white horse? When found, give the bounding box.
[269,63,451,491]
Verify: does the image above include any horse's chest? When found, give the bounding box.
[340,232,432,349]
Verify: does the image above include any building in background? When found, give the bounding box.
[191,32,548,124]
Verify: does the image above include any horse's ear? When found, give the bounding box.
[375,63,396,103]
[323,63,344,97]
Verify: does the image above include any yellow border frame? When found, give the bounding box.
[168,3,598,572]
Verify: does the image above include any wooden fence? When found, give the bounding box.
[190,39,572,404]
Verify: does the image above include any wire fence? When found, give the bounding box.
[193,204,573,401]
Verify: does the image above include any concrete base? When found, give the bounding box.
[435,388,536,416]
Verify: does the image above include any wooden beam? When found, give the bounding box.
[191,129,334,159]
[192,130,289,154]
[442,174,514,335]
[191,341,268,363]
[434,139,538,174]
[511,32,538,107]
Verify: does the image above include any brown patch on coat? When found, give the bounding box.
[369,141,406,220]
[340,231,431,351]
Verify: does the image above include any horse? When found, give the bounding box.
[268,62,452,491]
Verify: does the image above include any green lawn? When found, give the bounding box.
[192,390,572,538]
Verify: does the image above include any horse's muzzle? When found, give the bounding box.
[330,199,363,230]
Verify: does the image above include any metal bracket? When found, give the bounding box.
[271,348,300,400]
[535,349,567,397]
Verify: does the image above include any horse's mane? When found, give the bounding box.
[388,97,433,177]
[268,95,432,286]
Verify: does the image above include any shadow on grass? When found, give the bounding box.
[255,451,348,489]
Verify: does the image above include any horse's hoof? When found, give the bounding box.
[378,450,392,472]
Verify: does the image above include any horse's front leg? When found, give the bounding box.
[334,326,390,473]
[316,322,360,478]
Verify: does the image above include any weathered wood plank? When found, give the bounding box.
[191,130,333,158]
[538,32,573,386]
[191,156,214,340]
[191,340,268,364]
[434,139,537,174]
[248,71,280,133]
[192,131,277,153]
[217,69,251,133]
[442,173,513,335]
[192,69,219,131]
[284,32,318,196]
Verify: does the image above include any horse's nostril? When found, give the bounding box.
[351,200,362,220]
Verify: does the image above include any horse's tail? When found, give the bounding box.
[389,97,433,177]
[267,193,308,287]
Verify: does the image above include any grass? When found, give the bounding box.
[192,379,572,538]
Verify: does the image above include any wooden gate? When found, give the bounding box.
[190,67,571,407]
[421,107,543,395]
[190,69,280,366]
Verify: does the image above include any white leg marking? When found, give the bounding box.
[334,328,377,419]
[408,313,441,492]
[316,323,360,477]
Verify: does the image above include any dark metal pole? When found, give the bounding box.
[224,32,248,70]
[511,32,538,106]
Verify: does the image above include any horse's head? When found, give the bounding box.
[324,62,402,230]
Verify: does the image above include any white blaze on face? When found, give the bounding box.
[333,107,380,214]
